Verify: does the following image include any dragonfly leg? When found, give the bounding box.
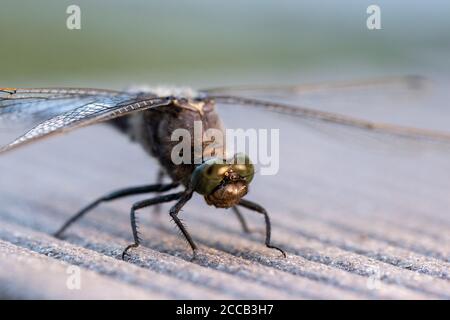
[122,192,184,260]
[238,199,286,258]
[231,206,266,235]
[54,182,179,238]
[232,206,251,233]
[168,189,198,258]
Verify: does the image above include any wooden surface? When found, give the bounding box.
[0,86,450,299]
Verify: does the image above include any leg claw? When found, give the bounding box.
[121,243,139,261]
[267,245,287,258]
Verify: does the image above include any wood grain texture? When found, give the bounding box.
[0,89,449,299]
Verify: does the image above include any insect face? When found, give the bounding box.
[191,153,254,208]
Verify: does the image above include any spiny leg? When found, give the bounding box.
[168,189,197,256]
[238,199,286,257]
[122,192,184,260]
[54,182,179,238]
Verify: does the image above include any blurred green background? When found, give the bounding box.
[0,0,449,87]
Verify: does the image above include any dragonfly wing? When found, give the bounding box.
[203,76,438,150]
[212,94,450,152]
[0,88,172,153]
[0,88,128,124]
[201,75,427,96]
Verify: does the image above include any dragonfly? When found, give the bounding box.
[1,75,450,259]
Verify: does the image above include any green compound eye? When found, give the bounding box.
[191,154,254,195]
[230,153,254,184]
[191,158,228,195]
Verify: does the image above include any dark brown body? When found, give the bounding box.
[111,99,225,186]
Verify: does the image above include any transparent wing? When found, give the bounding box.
[0,88,132,124]
[212,95,449,140]
[201,75,427,96]
[211,92,450,153]
[202,76,441,149]
[204,75,450,153]
[0,88,172,153]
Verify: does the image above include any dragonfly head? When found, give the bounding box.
[191,153,254,208]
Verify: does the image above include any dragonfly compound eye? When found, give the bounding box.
[229,153,254,184]
[191,158,228,195]
[191,154,254,208]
